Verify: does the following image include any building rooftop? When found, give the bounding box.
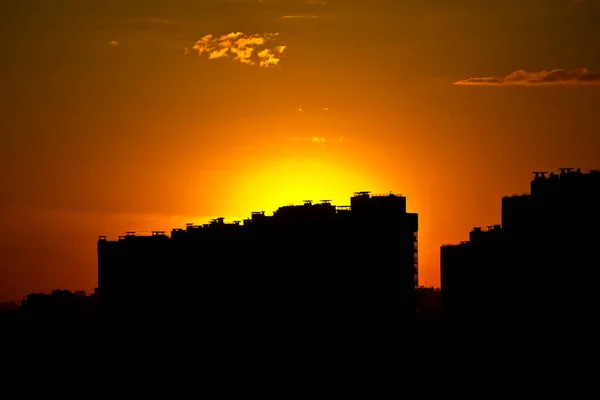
[99,190,416,242]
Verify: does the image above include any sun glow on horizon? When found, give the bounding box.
[230,157,381,218]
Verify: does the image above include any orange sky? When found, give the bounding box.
[1,0,600,302]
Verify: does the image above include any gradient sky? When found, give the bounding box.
[1,0,599,302]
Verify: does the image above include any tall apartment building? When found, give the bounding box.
[441,168,600,335]
[98,192,419,338]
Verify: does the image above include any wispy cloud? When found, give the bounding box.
[454,68,600,86]
[281,15,319,19]
[189,32,285,67]
[284,136,343,144]
[295,107,330,112]
[109,40,119,46]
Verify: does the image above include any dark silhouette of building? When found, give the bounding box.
[417,286,442,320]
[98,192,419,349]
[440,168,600,361]
[441,224,506,323]
[0,302,21,326]
[0,301,19,313]
[414,286,443,365]
[19,289,99,325]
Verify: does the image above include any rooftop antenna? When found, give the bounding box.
[558,168,574,174]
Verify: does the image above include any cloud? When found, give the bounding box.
[281,15,319,19]
[454,68,600,86]
[231,46,255,65]
[282,135,343,145]
[109,40,119,46]
[189,32,284,67]
[258,49,280,68]
[208,47,229,60]
[310,136,343,144]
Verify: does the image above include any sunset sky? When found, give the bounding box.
[1,0,599,302]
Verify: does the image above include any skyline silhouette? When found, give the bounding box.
[2,166,598,370]
[2,3,600,378]
[3,1,600,303]
[2,167,599,304]
[96,191,418,339]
